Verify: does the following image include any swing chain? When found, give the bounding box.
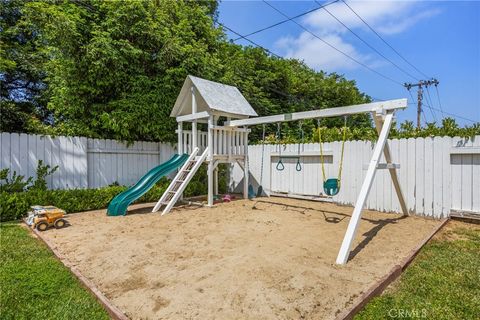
[296,121,303,171]
[337,116,348,186]
[276,123,284,171]
[317,119,327,182]
[259,124,265,185]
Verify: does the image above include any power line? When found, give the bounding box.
[423,98,438,123]
[424,86,439,121]
[434,85,445,115]
[405,79,439,128]
[218,22,282,58]
[316,0,419,81]
[341,0,430,79]
[429,107,477,124]
[233,0,340,41]
[262,1,404,86]
[421,109,428,124]
[406,85,475,124]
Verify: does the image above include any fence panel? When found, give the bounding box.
[0,132,175,190]
[231,135,480,218]
[2,132,479,217]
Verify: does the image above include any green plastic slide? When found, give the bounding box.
[107,154,188,216]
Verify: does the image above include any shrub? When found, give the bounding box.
[0,186,126,222]
[0,160,58,192]
[29,160,58,191]
[0,169,32,193]
[0,162,219,222]
[0,174,206,222]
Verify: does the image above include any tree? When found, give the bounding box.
[18,0,223,141]
[3,0,419,143]
[0,0,50,133]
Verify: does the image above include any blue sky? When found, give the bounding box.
[218,0,480,126]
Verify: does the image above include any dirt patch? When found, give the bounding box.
[433,219,480,242]
[41,197,442,320]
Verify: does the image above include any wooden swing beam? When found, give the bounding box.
[226,98,409,265]
[225,99,406,127]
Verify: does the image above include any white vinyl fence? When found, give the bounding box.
[2,132,479,218]
[0,132,176,189]
[231,135,480,218]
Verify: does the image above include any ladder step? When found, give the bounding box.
[159,148,208,215]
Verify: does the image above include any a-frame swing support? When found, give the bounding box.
[335,111,408,264]
[227,99,409,265]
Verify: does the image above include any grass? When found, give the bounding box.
[1,220,478,320]
[0,223,109,320]
[355,221,480,320]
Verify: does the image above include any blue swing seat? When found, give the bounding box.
[323,178,340,196]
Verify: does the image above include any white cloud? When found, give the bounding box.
[278,32,373,70]
[275,0,440,72]
[376,8,441,35]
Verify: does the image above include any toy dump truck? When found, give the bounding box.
[26,206,67,231]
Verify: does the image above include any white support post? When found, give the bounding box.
[227,117,231,161]
[372,114,408,216]
[207,115,214,206]
[214,167,219,195]
[177,122,183,154]
[191,86,198,151]
[336,112,395,265]
[243,128,249,199]
[178,122,184,201]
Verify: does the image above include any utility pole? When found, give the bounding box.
[404,79,439,128]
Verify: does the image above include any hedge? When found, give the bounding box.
[0,180,172,222]
[0,162,231,222]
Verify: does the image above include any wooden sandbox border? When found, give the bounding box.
[336,218,450,320]
[29,226,129,320]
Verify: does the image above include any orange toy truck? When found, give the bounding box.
[26,206,68,231]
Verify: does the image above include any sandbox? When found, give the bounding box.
[40,198,442,319]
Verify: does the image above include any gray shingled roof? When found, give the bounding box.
[170,75,258,118]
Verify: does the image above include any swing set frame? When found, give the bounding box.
[226,98,409,264]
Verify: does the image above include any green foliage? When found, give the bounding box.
[183,163,227,197]
[0,186,123,221]
[216,45,371,142]
[0,160,58,192]
[4,0,474,144]
[259,117,480,144]
[29,160,59,191]
[0,168,32,193]
[0,0,51,133]
[0,167,214,221]
[0,223,109,319]
[14,0,224,142]
[355,224,480,320]
[2,0,374,142]
[390,118,480,140]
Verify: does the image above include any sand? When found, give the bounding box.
[40,197,442,320]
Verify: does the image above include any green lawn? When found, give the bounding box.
[0,223,109,320]
[355,221,480,320]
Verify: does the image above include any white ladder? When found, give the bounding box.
[152,147,208,215]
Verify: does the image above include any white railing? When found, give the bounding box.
[179,127,249,158]
[178,130,208,154]
[212,127,248,158]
